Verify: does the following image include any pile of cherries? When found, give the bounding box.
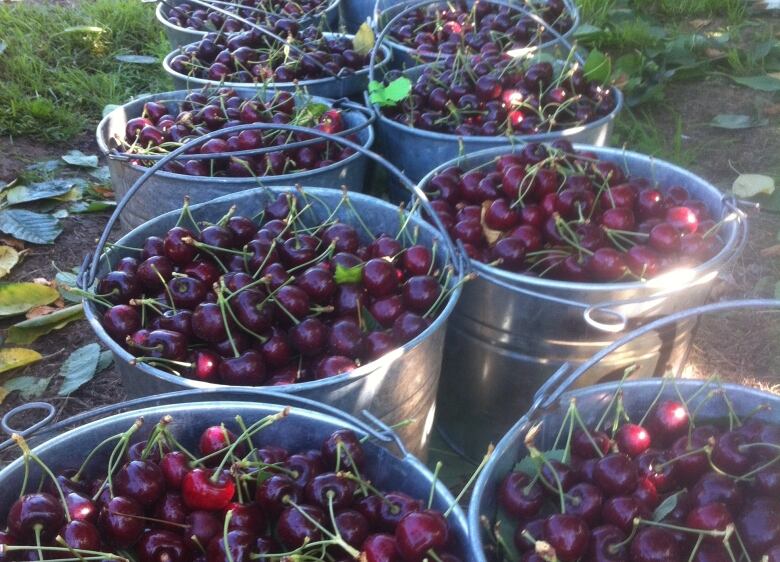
[168,26,374,84]
[378,54,617,137]
[492,394,780,562]
[0,418,465,562]
[386,0,573,59]
[164,0,333,34]
[424,141,724,282]
[119,88,358,178]
[94,192,452,385]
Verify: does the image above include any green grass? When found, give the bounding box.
[0,0,172,143]
[611,108,697,167]
[635,0,745,22]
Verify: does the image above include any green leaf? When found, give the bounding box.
[653,490,685,521]
[360,305,381,332]
[334,263,363,284]
[729,74,780,92]
[0,246,19,279]
[369,77,412,107]
[0,209,62,244]
[583,49,611,84]
[55,271,81,302]
[2,375,51,401]
[70,200,116,214]
[62,150,99,168]
[97,350,114,373]
[0,348,42,375]
[709,114,768,129]
[6,179,76,205]
[89,165,112,183]
[58,343,101,396]
[732,174,775,198]
[115,54,158,64]
[513,449,566,476]
[353,22,375,56]
[6,304,85,345]
[297,102,329,124]
[0,282,60,317]
[494,504,522,562]
[25,160,61,173]
[572,23,603,40]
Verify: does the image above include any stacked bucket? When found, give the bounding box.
[2,1,777,561]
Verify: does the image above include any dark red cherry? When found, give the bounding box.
[138,530,194,562]
[61,520,101,551]
[735,499,780,557]
[615,424,652,457]
[181,468,235,511]
[594,453,637,497]
[571,429,612,459]
[646,401,689,446]
[629,527,681,562]
[98,496,144,548]
[711,431,752,475]
[114,460,165,506]
[378,492,423,531]
[601,495,646,532]
[498,472,544,519]
[305,472,357,510]
[8,493,65,540]
[255,474,300,516]
[395,510,449,561]
[690,473,743,512]
[564,482,604,525]
[543,514,589,562]
[276,505,325,549]
[586,524,627,562]
[362,534,402,562]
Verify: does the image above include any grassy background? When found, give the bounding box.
[0,0,171,142]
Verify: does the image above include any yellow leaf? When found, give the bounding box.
[0,282,59,317]
[353,23,375,57]
[0,246,19,278]
[0,347,42,375]
[732,174,775,198]
[0,387,8,403]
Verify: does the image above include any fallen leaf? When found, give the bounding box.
[0,246,19,278]
[6,303,84,345]
[6,179,75,205]
[1,375,52,402]
[0,282,59,317]
[62,150,99,168]
[102,104,120,118]
[93,186,115,198]
[25,305,59,319]
[0,209,63,244]
[97,350,114,373]
[353,23,375,56]
[760,244,780,257]
[729,74,780,92]
[54,271,81,303]
[0,236,25,251]
[732,174,776,198]
[0,348,42,375]
[710,114,768,129]
[58,343,101,396]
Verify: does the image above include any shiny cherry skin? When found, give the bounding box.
[276,504,326,549]
[543,513,589,562]
[60,520,101,551]
[498,471,544,519]
[138,530,194,562]
[362,534,402,562]
[629,527,681,562]
[8,493,65,540]
[615,423,652,457]
[594,453,638,496]
[114,459,165,506]
[322,429,365,471]
[395,510,449,561]
[98,496,145,548]
[182,468,235,511]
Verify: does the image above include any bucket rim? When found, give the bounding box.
[418,142,743,295]
[83,185,463,393]
[162,33,393,91]
[95,89,375,185]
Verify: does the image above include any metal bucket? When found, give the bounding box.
[420,144,748,461]
[340,0,404,32]
[467,299,780,562]
[156,0,342,50]
[79,123,462,458]
[376,0,579,69]
[96,90,375,230]
[163,33,393,100]
[0,389,469,556]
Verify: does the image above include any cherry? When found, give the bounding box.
[378,492,423,531]
[66,492,97,523]
[646,401,689,446]
[335,509,370,549]
[158,310,194,338]
[60,520,101,551]
[692,542,731,562]
[635,449,678,493]
[8,493,65,540]
[154,492,188,527]
[629,527,681,562]
[363,259,400,298]
[181,468,235,511]
[98,496,144,548]
[540,460,577,493]
[322,429,364,471]
[498,472,544,519]
[328,319,365,358]
[98,271,141,304]
[322,223,360,254]
[711,431,752,475]
[649,223,681,254]
[594,453,638,496]
[633,478,660,511]
[103,304,142,341]
[685,502,732,533]
[571,429,612,459]
[615,424,652,457]
[255,474,300,516]
[164,227,198,264]
[564,482,604,525]
[276,504,325,549]
[402,245,433,277]
[514,518,545,551]
[291,318,329,357]
[219,350,267,385]
[363,534,402,562]
[602,495,646,532]
[543,513,589,562]
[296,267,336,304]
[586,524,627,562]
[670,436,709,484]
[168,277,208,309]
[206,530,255,562]
[393,312,430,342]
[316,355,357,378]
[305,472,356,509]
[756,466,780,494]
[138,530,194,562]
[690,473,743,512]
[666,206,698,234]
[226,502,266,535]
[115,459,165,506]
[402,276,441,313]
[736,498,780,556]
[587,248,628,281]
[395,510,449,561]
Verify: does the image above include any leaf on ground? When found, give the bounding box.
[54,271,81,302]
[732,174,775,198]
[709,114,768,129]
[115,54,157,64]
[0,282,59,317]
[729,74,780,92]
[97,350,114,373]
[89,166,112,183]
[353,23,375,56]
[0,209,63,244]
[70,200,117,214]
[6,179,76,205]
[0,246,19,278]
[58,343,101,396]
[25,160,61,173]
[1,375,51,402]
[25,305,61,319]
[583,49,611,84]
[6,304,84,345]
[0,348,42,375]
[572,23,602,39]
[62,150,99,168]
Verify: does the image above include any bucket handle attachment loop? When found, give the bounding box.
[0,402,57,450]
[525,299,780,416]
[81,121,460,291]
[360,409,409,457]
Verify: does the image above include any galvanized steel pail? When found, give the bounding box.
[418,144,748,460]
[466,299,780,562]
[96,90,375,229]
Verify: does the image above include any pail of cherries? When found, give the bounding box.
[467,299,780,562]
[79,122,463,458]
[0,389,470,562]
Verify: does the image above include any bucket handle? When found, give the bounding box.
[368,0,585,87]
[105,98,376,163]
[79,121,459,289]
[454,193,749,334]
[0,389,406,456]
[524,299,780,418]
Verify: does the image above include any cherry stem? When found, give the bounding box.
[570,401,606,459]
[637,518,730,538]
[444,444,493,518]
[2,545,127,562]
[336,441,368,496]
[609,517,641,553]
[285,499,360,559]
[73,434,123,481]
[12,435,72,523]
[655,444,711,470]
[92,418,143,502]
[427,461,443,510]
[223,510,236,562]
[687,534,704,562]
[338,472,394,507]
[141,416,173,460]
[175,196,201,234]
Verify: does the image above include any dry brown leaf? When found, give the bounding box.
[94,186,114,198]
[54,297,65,308]
[25,305,59,319]
[32,277,52,286]
[760,244,780,258]
[0,236,25,251]
[480,200,502,245]
[690,18,711,29]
